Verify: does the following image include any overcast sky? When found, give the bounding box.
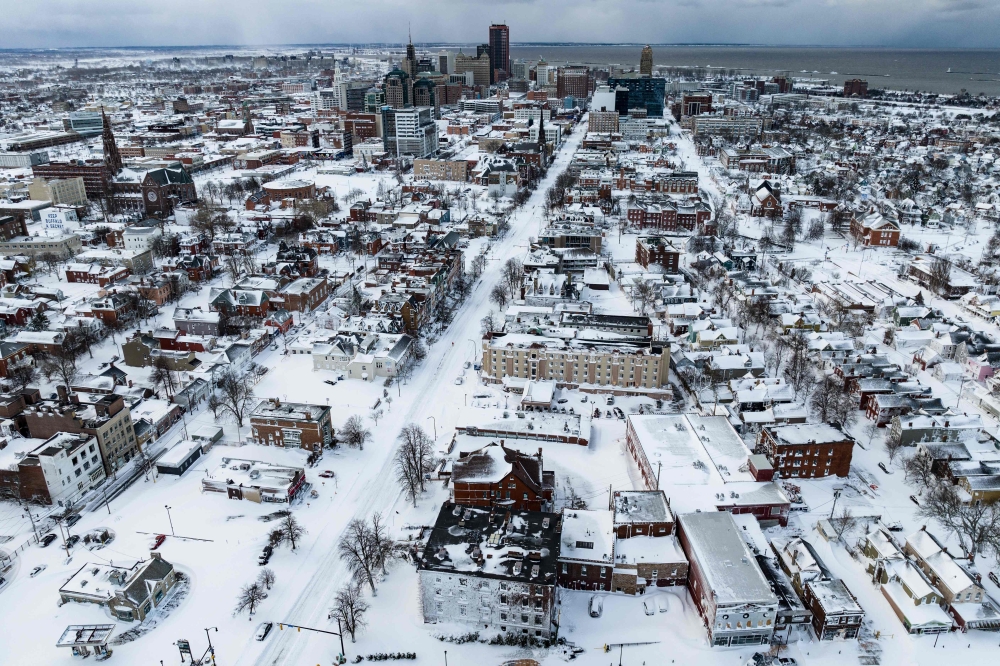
[4,0,1000,49]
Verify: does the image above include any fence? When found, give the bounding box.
[0,533,39,568]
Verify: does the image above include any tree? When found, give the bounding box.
[39,347,81,390]
[632,277,657,315]
[340,415,372,450]
[806,218,825,241]
[5,362,37,394]
[338,518,380,594]
[27,311,50,332]
[330,582,369,642]
[215,368,256,427]
[369,511,395,576]
[489,283,509,311]
[233,582,265,617]
[151,356,177,398]
[256,568,276,590]
[501,257,524,300]
[481,310,502,334]
[782,332,813,394]
[829,506,859,543]
[918,484,1000,560]
[928,257,952,296]
[781,217,796,250]
[271,512,306,551]
[410,338,427,362]
[884,426,904,464]
[903,449,935,490]
[394,424,435,506]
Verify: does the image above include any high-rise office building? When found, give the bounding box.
[607,76,666,117]
[640,45,653,76]
[557,67,590,99]
[511,59,528,81]
[488,24,510,85]
[455,50,491,88]
[383,106,437,158]
[384,69,412,108]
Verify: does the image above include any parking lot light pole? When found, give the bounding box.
[426,416,437,441]
[165,505,175,536]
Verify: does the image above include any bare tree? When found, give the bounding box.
[256,568,276,590]
[274,512,306,551]
[233,582,266,617]
[151,356,177,398]
[394,424,436,505]
[928,257,952,296]
[340,415,372,450]
[883,426,904,464]
[918,484,1000,560]
[810,374,856,427]
[632,278,657,315]
[501,257,524,300]
[330,582,369,642]
[39,347,81,390]
[215,368,256,428]
[369,511,395,576]
[6,362,37,394]
[829,506,859,543]
[338,518,379,594]
[903,449,935,490]
[489,283,509,311]
[782,332,813,394]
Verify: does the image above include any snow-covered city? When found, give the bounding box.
[1,21,1000,666]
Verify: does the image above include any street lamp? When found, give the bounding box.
[204,627,218,665]
[426,416,437,441]
[165,505,175,536]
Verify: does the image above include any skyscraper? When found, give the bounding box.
[488,23,510,85]
[640,45,653,76]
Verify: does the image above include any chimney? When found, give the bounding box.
[56,385,69,403]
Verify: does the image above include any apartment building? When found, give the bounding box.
[0,433,105,507]
[27,177,88,206]
[481,332,669,391]
[588,111,620,133]
[635,236,683,271]
[756,423,855,478]
[24,393,140,476]
[413,158,468,182]
[418,503,560,639]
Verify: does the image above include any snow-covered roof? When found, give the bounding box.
[678,511,777,607]
[560,509,614,565]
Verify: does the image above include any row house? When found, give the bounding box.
[65,264,129,287]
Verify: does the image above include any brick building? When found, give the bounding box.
[635,236,683,271]
[249,398,333,451]
[450,443,554,511]
[756,423,855,479]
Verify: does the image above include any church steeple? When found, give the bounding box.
[101,107,122,174]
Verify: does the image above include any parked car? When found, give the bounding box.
[557,398,568,404]
[878,462,893,475]
[588,595,603,618]
[324,380,337,386]
[643,599,655,616]
[454,376,464,385]
[581,395,588,403]
[65,514,81,528]
[254,622,273,641]
[319,470,335,479]
[656,595,669,613]
[66,535,80,548]
[40,533,57,547]
[151,534,166,550]
[909,495,921,506]
[989,571,999,587]
[30,565,46,577]
[463,361,471,369]
[259,545,273,566]
[605,395,614,406]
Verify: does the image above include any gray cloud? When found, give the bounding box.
[2,0,1000,48]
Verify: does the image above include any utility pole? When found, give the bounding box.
[656,462,662,490]
[829,489,842,520]
[23,503,39,541]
